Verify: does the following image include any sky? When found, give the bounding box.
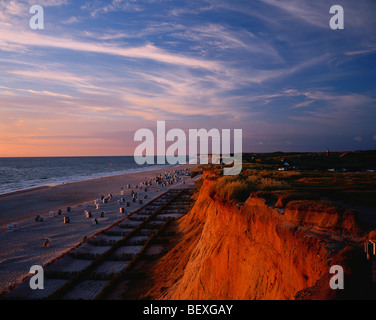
[0,0,375,157]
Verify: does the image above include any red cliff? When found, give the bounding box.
[148,177,372,300]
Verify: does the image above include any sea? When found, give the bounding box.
[0,156,176,195]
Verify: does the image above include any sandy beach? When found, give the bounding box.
[0,164,197,294]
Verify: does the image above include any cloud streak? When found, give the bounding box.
[0,28,221,71]
[0,0,375,155]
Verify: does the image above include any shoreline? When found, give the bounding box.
[0,164,194,228]
[0,163,178,197]
[0,164,198,294]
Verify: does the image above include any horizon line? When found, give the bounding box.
[1,149,375,158]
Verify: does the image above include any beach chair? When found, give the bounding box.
[49,211,55,218]
[365,241,376,260]
[7,222,20,232]
[35,215,45,222]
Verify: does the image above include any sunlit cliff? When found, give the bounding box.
[148,172,373,300]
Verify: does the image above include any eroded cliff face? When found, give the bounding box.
[149,177,371,300]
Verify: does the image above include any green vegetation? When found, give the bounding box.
[209,175,289,204]
[198,150,376,208]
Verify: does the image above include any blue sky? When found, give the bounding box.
[0,0,375,156]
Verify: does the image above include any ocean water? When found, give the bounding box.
[0,156,174,195]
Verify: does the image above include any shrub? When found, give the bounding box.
[209,175,289,204]
[258,178,290,191]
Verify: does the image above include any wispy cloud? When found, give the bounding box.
[82,0,142,17]
[61,16,80,24]
[286,89,375,126]
[0,84,74,99]
[0,28,222,71]
[7,69,98,91]
[0,0,68,21]
[259,0,328,28]
[345,47,376,56]
[1,0,375,155]
[172,23,283,62]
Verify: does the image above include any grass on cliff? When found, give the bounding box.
[209,175,290,204]
[285,200,346,214]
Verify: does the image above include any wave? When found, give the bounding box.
[0,163,177,196]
